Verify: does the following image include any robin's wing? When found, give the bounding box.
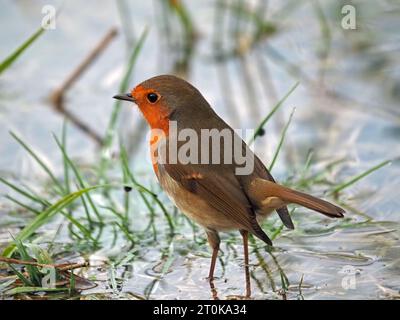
[253,154,294,229]
[238,143,294,230]
[158,162,272,245]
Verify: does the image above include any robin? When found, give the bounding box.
[114,75,344,298]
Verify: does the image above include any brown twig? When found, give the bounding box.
[0,256,88,271]
[57,262,89,271]
[50,27,118,145]
[0,258,97,291]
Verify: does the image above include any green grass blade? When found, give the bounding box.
[108,263,119,295]
[5,286,68,296]
[118,145,158,197]
[7,264,34,287]
[53,134,86,188]
[248,82,299,146]
[120,145,175,233]
[312,0,331,61]
[114,222,136,245]
[0,27,46,75]
[10,131,64,194]
[27,244,53,265]
[100,27,148,176]
[79,192,94,228]
[119,139,131,223]
[2,186,101,257]
[14,239,41,286]
[0,177,46,206]
[101,205,125,221]
[269,108,296,172]
[168,0,194,35]
[61,121,71,194]
[69,271,76,296]
[5,195,41,215]
[2,178,95,242]
[62,212,96,242]
[0,278,17,293]
[268,251,290,290]
[270,224,284,241]
[116,0,135,47]
[300,149,314,179]
[145,239,175,299]
[53,134,103,223]
[329,160,391,194]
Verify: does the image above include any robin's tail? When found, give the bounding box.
[253,178,345,218]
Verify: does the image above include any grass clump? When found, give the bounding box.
[0,239,93,298]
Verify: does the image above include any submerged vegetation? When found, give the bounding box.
[0,1,399,300]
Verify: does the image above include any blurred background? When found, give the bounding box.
[0,0,399,300]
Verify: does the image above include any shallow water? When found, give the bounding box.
[0,0,399,300]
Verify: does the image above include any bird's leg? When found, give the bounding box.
[206,230,220,281]
[240,230,251,298]
[206,230,220,300]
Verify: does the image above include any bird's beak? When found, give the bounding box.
[113,93,136,103]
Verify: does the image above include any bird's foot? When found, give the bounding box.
[206,276,219,300]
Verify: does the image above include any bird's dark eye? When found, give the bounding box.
[147,92,159,103]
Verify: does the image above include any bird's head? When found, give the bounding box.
[113,74,210,133]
